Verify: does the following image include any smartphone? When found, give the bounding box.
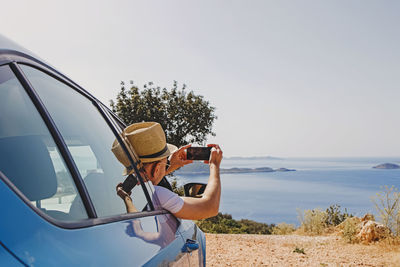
[121,174,138,193]
[186,147,212,160]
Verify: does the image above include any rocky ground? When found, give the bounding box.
[205,233,400,267]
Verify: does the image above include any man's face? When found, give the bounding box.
[142,158,167,185]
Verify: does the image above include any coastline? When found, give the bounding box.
[176,164,296,175]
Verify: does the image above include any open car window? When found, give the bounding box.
[0,64,88,221]
[20,65,151,217]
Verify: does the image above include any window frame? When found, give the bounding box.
[0,51,164,229]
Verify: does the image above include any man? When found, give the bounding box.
[112,122,222,220]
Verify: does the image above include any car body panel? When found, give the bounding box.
[0,176,190,266]
[0,242,24,267]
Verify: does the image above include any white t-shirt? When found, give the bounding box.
[153,185,184,214]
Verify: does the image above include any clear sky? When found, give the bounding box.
[2,1,400,157]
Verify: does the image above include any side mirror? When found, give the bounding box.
[184,183,207,198]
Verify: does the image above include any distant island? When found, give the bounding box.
[373,163,400,169]
[175,162,295,175]
[220,167,295,174]
[225,156,283,160]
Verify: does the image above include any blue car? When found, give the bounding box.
[0,35,205,266]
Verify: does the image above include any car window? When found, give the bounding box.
[101,105,161,209]
[20,65,151,217]
[0,64,87,221]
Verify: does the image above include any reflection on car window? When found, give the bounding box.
[68,146,99,178]
[20,65,151,217]
[0,65,87,221]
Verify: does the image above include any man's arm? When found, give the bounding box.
[173,144,222,220]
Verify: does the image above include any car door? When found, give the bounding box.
[0,62,191,266]
[177,219,206,267]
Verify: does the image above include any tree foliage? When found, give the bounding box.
[110,81,217,147]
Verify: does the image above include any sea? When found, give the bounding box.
[174,157,400,225]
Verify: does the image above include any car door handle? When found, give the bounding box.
[181,239,199,253]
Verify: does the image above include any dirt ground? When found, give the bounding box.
[205,233,400,267]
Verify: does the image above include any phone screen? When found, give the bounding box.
[186,147,211,160]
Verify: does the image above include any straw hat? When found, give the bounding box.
[111,122,177,175]
[111,138,136,175]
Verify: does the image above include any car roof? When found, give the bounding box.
[0,34,95,100]
[0,34,38,57]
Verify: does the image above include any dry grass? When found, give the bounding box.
[271,222,296,235]
[297,208,328,235]
[378,236,400,251]
[341,217,361,243]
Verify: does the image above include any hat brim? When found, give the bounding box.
[140,143,178,163]
[123,166,136,176]
[122,144,178,175]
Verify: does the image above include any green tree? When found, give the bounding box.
[110,81,217,147]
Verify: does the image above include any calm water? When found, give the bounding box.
[176,157,400,225]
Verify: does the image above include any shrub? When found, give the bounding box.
[196,213,245,234]
[341,217,361,243]
[238,219,275,234]
[272,223,296,235]
[325,204,353,226]
[371,185,400,236]
[298,208,328,235]
[293,247,305,254]
[169,177,184,196]
[196,213,275,234]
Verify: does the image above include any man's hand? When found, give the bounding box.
[204,144,223,167]
[116,183,137,213]
[116,183,131,200]
[167,144,193,174]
